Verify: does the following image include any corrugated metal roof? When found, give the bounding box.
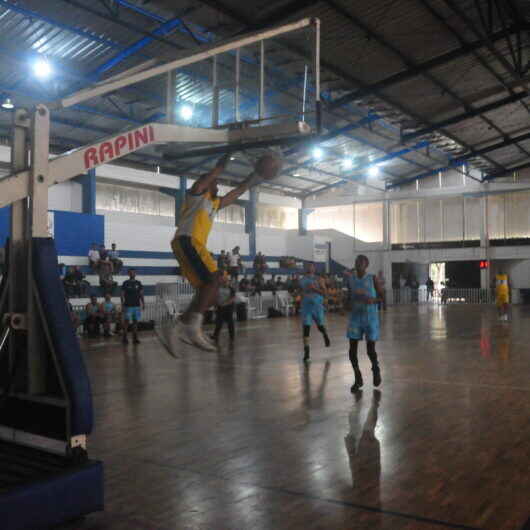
[0,0,526,195]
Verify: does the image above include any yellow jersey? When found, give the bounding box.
[496,273,509,300]
[175,191,220,247]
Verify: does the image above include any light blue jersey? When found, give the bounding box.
[300,275,325,326]
[347,273,379,341]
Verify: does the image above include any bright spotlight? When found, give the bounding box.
[342,158,353,170]
[33,58,52,79]
[180,105,193,121]
[368,165,380,177]
[312,147,323,160]
[1,98,14,109]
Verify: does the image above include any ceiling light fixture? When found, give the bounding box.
[33,58,52,79]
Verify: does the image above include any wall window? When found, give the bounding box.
[424,198,442,242]
[216,203,245,225]
[442,196,463,241]
[464,197,481,241]
[505,191,530,239]
[96,182,176,218]
[257,204,298,229]
[354,202,383,243]
[487,195,505,240]
[307,205,354,237]
[390,200,421,244]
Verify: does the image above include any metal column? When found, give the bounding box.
[246,188,257,257]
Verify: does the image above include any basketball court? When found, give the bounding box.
[0,2,529,529]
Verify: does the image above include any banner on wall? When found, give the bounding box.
[313,242,328,263]
[47,211,55,238]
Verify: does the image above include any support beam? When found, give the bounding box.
[298,199,313,235]
[402,90,529,143]
[79,170,96,215]
[245,188,258,257]
[328,25,527,110]
[176,176,187,226]
[387,130,530,189]
[91,17,190,78]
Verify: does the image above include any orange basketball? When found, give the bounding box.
[255,152,283,181]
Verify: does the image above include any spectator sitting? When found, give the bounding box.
[217,250,227,271]
[99,257,116,296]
[108,243,123,274]
[73,266,90,297]
[63,266,79,297]
[265,278,275,292]
[99,244,109,261]
[84,295,102,336]
[88,243,101,271]
[58,262,66,280]
[239,277,250,293]
[100,293,116,337]
[251,273,264,296]
[275,276,284,290]
[68,302,80,335]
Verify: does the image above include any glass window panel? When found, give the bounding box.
[464,197,481,240]
[306,205,354,236]
[424,198,442,242]
[354,202,383,243]
[505,191,530,239]
[390,200,420,244]
[257,204,297,229]
[442,196,463,241]
[488,195,505,240]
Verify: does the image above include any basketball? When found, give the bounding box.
[255,152,283,181]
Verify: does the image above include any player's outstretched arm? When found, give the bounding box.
[219,152,282,209]
[218,172,260,210]
[189,153,230,195]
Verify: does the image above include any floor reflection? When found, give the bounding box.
[344,390,381,518]
[301,360,330,409]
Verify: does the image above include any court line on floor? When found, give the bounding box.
[139,457,483,530]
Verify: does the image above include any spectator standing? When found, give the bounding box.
[121,269,144,345]
[212,275,236,343]
[254,251,267,274]
[88,243,100,271]
[99,257,115,296]
[229,246,242,281]
[109,243,123,274]
[426,277,435,300]
[84,295,102,336]
[100,293,116,337]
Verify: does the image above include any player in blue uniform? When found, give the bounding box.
[300,263,330,362]
[348,255,385,393]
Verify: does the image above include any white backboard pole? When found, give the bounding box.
[51,18,317,110]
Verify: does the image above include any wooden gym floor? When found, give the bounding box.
[77,305,530,530]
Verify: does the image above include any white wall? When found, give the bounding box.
[49,181,82,213]
[256,227,288,256]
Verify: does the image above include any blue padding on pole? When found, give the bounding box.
[1,460,103,530]
[32,238,93,436]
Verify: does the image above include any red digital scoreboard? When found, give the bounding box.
[479,260,489,269]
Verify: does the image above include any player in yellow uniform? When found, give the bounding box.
[172,152,281,350]
[495,272,509,321]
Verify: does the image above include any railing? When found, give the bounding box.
[388,288,520,305]
[72,301,158,322]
